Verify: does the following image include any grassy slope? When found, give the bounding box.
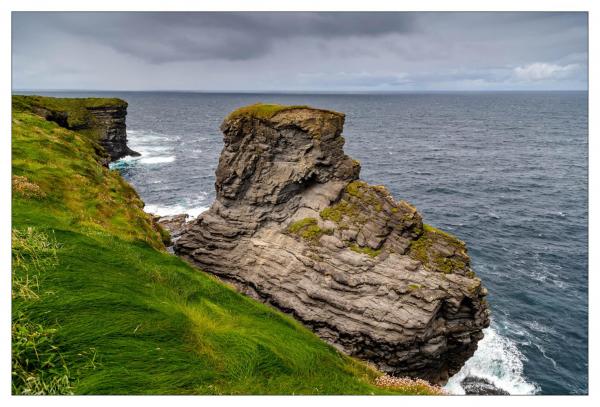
[11,99,435,395]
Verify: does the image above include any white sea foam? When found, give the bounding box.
[445,326,539,395]
[140,156,176,164]
[118,129,180,166]
[144,204,209,220]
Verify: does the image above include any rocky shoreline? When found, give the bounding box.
[172,104,490,385]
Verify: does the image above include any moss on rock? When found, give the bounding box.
[349,244,382,258]
[408,223,469,275]
[320,200,360,224]
[288,218,333,243]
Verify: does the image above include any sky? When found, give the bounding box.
[12,12,588,91]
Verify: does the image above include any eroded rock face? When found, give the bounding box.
[86,104,139,161]
[175,104,490,384]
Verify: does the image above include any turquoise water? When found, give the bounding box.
[19,91,588,394]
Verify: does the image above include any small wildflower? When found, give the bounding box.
[375,375,447,395]
[12,175,46,199]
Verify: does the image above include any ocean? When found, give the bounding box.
[19,90,588,395]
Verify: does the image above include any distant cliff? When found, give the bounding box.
[175,103,491,384]
[12,95,138,162]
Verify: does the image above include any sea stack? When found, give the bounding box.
[175,103,490,384]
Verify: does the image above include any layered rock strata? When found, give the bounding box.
[175,104,490,384]
[86,103,139,161]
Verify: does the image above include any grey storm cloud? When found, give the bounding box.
[14,12,417,63]
[11,12,588,91]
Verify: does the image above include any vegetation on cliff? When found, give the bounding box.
[225,102,341,121]
[12,96,439,395]
[13,95,125,133]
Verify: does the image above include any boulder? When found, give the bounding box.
[461,376,510,395]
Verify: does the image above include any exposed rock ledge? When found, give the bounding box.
[14,95,139,162]
[175,103,490,384]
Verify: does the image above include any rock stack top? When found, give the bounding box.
[213,104,360,227]
[175,103,490,384]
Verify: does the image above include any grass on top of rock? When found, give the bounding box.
[13,95,126,113]
[226,103,342,121]
[12,95,126,139]
[13,99,439,395]
[226,103,310,121]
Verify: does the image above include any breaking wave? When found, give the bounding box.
[144,203,209,220]
[445,326,539,395]
[139,156,175,164]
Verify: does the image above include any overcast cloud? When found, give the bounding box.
[12,12,588,91]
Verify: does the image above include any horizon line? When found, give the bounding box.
[12,88,589,94]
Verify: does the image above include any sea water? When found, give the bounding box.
[21,90,588,395]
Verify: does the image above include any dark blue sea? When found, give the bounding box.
[19,90,588,395]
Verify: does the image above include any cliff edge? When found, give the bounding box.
[12,95,139,162]
[175,103,490,384]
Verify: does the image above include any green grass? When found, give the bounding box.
[12,112,163,250]
[13,95,126,113]
[12,95,127,141]
[225,103,342,121]
[11,99,435,394]
[226,103,310,121]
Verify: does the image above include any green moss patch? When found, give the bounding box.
[345,180,367,198]
[408,223,468,274]
[407,284,422,291]
[320,200,360,223]
[349,244,382,258]
[287,218,333,243]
